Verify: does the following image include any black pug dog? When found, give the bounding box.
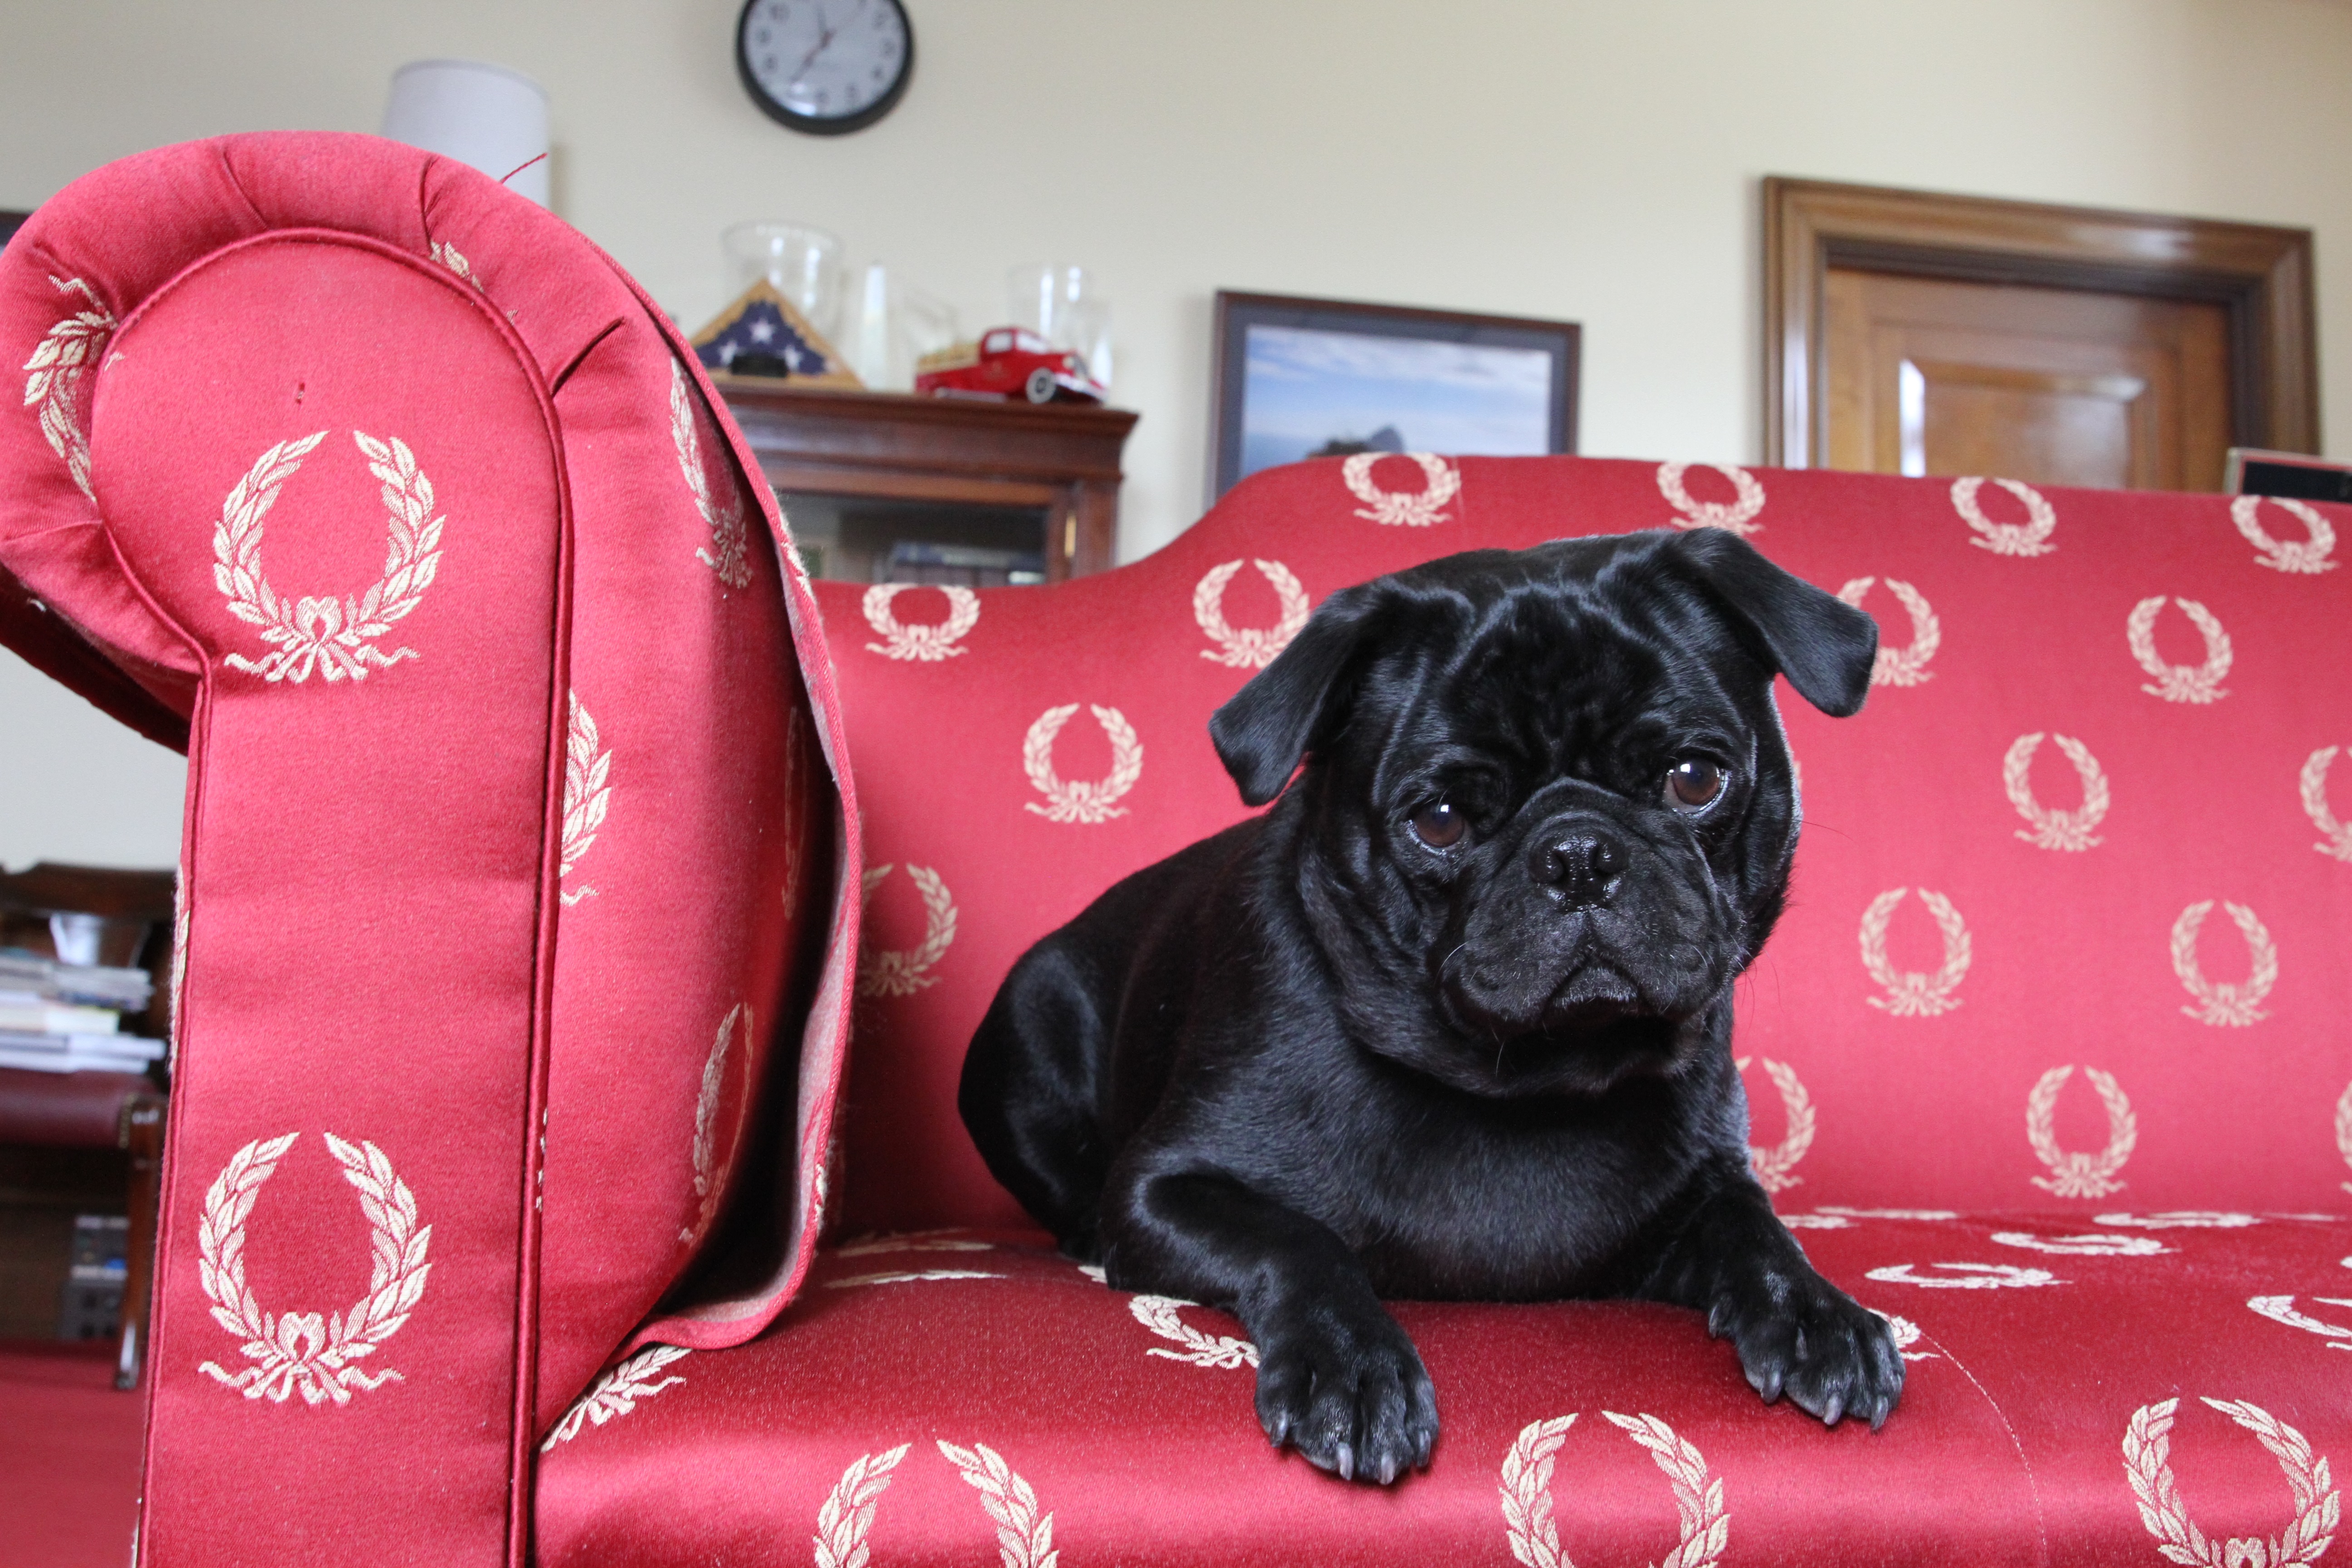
[959,527,1902,1485]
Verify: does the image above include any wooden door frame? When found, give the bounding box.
[1764,177,2318,469]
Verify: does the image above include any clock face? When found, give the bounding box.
[737,0,914,135]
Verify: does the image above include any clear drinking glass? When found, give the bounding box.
[1007,263,1112,390]
[723,221,847,342]
[846,264,962,391]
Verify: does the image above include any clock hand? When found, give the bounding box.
[789,4,836,85]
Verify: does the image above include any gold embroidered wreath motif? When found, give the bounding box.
[1859,887,1971,1017]
[1735,1055,1814,1193]
[196,1132,431,1406]
[2124,1397,2340,1568]
[212,431,447,683]
[2026,1064,2137,1200]
[22,274,115,500]
[1500,1411,1729,1568]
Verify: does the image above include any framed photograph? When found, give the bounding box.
[1209,290,1579,501]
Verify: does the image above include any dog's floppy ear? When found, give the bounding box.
[1662,528,1878,717]
[1210,580,1391,806]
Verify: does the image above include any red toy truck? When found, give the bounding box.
[915,326,1106,404]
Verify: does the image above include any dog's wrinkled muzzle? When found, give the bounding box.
[1436,809,1731,1053]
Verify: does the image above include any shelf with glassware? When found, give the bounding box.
[699,234,1131,583]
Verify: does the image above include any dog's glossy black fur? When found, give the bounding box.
[960,529,1902,1484]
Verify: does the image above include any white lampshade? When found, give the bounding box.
[381,60,549,206]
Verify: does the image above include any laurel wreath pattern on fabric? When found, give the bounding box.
[2171,901,2277,1027]
[196,1132,431,1405]
[669,358,752,589]
[814,1443,911,1568]
[2125,1397,2340,1568]
[862,583,980,660]
[681,1003,752,1243]
[1194,558,1311,668]
[2097,1212,2256,1230]
[427,241,482,289]
[2003,732,2109,851]
[2232,495,2338,574]
[1499,1411,1728,1568]
[823,1269,1007,1289]
[1952,476,2057,557]
[1859,888,1970,1016]
[1878,1313,1939,1362]
[1992,1230,2168,1256]
[1659,461,1765,536]
[1023,704,1143,823]
[540,1344,691,1450]
[2027,1064,2138,1199]
[2129,596,2233,704]
[1864,1262,2063,1289]
[1834,576,1939,686]
[212,431,447,682]
[2301,747,2352,862]
[1735,1055,1813,1193]
[936,1439,1060,1568]
[2247,1295,2352,1353]
[2338,1080,2352,1195]
[559,691,612,906]
[1343,452,1460,527]
[857,864,958,996]
[22,274,114,500]
[1130,1294,1259,1369]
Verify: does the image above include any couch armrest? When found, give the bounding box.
[5,139,571,1566]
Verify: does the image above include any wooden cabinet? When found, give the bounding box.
[715,381,1138,583]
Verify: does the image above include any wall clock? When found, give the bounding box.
[736,0,914,136]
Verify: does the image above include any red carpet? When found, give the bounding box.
[0,1342,141,1568]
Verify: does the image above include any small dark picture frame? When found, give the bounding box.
[1210,290,1579,501]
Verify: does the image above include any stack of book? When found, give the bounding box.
[0,950,162,1073]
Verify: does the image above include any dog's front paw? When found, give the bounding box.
[1253,1303,1439,1484]
[1710,1269,1904,1429]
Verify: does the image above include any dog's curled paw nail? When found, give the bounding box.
[1729,1274,1906,1431]
[1254,1307,1437,1486]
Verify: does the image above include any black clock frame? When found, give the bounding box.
[735,0,915,137]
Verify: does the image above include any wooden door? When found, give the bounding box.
[1823,270,2234,490]
[1766,180,2318,493]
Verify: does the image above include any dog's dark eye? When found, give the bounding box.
[1665,758,1727,813]
[1408,799,1466,849]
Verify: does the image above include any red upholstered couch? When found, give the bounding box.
[8,137,2350,1565]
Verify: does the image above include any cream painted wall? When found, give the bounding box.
[6,0,2352,868]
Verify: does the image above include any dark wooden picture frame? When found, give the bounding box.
[1763,177,2318,469]
[1210,290,1578,501]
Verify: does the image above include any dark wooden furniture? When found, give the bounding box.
[0,863,174,1390]
[1765,178,2319,478]
[715,380,1139,581]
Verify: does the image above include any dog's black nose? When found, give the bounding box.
[1530,830,1627,906]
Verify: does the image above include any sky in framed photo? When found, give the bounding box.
[1239,323,1555,479]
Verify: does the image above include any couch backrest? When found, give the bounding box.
[1,134,861,1566]
[819,454,2352,1232]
